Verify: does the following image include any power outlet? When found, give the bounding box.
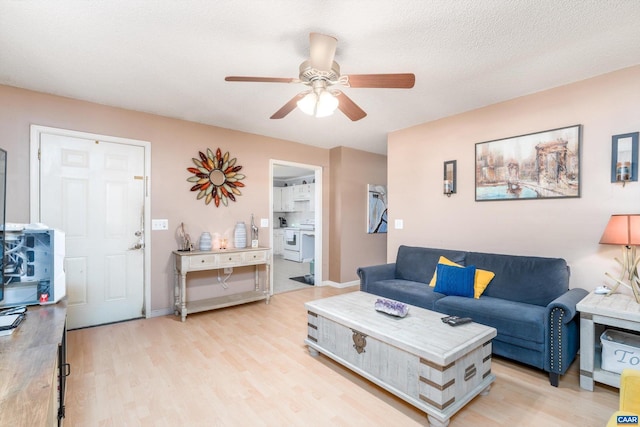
[223,267,233,274]
[151,219,169,230]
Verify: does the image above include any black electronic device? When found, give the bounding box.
[441,315,473,326]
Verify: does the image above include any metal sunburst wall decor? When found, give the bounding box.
[186,148,245,207]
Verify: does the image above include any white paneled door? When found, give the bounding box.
[33,128,149,329]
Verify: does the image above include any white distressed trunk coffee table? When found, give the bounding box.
[305,291,496,427]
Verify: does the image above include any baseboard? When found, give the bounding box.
[323,280,359,289]
[150,307,175,318]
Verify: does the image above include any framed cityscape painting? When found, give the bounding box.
[367,184,387,233]
[475,125,581,201]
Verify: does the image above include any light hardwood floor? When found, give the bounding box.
[66,286,618,426]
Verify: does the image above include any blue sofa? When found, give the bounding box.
[357,245,588,386]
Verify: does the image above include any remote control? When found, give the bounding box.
[446,317,473,326]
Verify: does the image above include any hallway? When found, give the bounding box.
[272,255,314,294]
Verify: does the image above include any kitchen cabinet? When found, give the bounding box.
[308,184,315,211]
[282,186,295,211]
[273,229,285,256]
[293,183,314,200]
[274,184,315,212]
[273,187,282,211]
[273,186,296,212]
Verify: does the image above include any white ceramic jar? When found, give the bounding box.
[199,232,212,251]
[234,222,247,248]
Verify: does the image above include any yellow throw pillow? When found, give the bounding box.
[429,256,495,299]
[429,256,461,286]
[473,269,495,299]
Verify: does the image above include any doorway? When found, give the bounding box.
[270,160,322,294]
[30,125,151,329]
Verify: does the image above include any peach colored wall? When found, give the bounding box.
[329,148,343,280]
[0,84,330,313]
[388,65,640,294]
[329,146,387,282]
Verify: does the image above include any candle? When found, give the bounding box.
[444,180,452,194]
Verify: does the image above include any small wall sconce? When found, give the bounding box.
[444,160,456,197]
[611,132,638,187]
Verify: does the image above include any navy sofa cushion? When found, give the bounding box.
[395,245,466,284]
[434,295,546,346]
[464,252,569,306]
[365,278,445,310]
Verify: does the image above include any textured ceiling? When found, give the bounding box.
[1,1,639,154]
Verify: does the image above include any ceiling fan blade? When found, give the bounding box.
[309,33,337,72]
[270,93,306,119]
[344,73,415,88]
[334,91,367,121]
[225,76,298,83]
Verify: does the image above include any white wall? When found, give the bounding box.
[387,65,640,294]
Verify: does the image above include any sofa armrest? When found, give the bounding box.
[546,287,589,323]
[357,263,396,292]
[545,287,589,384]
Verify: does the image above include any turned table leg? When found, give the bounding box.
[180,272,187,322]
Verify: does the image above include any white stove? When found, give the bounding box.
[283,220,315,262]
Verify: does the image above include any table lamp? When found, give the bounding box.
[599,214,640,302]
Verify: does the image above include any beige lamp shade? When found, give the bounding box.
[599,214,640,245]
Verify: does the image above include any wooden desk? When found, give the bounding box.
[0,302,68,426]
[173,247,271,322]
[577,291,640,390]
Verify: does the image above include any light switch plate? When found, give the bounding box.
[394,219,404,229]
[260,218,269,227]
[151,219,169,230]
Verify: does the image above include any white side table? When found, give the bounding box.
[577,291,640,390]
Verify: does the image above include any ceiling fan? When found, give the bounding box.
[225,33,415,121]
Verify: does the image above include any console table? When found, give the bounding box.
[577,291,640,390]
[173,247,271,322]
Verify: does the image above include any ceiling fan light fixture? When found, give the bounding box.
[316,90,339,117]
[296,91,317,116]
[296,89,338,118]
[226,33,415,121]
